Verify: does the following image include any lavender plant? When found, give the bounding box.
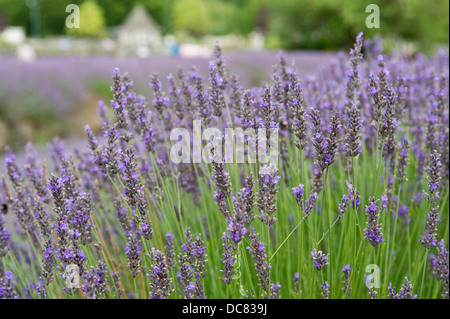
[0,33,448,300]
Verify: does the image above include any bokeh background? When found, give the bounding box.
[0,0,448,152]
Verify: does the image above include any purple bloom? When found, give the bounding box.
[343,100,363,158]
[247,231,272,298]
[0,215,9,258]
[294,272,300,295]
[338,194,350,219]
[321,281,330,299]
[348,184,360,209]
[292,184,304,207]
[220,233,235,285]
[388,277,417,299]
[0,271,19,299]
[209,62,225,117]
[257,164,280,226]
[270,282,281,299]
[342,264,351,297]
[435,240,449,299]
[396,136,410,184]
[125,233,142,278]
[364,197,384,246]
[311,249,328,271]
[165,231,176,269]
[420,206,441,249]
[150,72,169,116]
[147,249,173,299]
[303,192,318,218]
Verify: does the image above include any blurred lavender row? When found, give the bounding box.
[0,50,333,152]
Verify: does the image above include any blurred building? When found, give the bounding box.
[116,4,162,57]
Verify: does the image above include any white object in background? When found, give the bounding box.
[1,26,26,46]
[249,31,265,51]
[101,38,116,52]
[17,44,36,62]
[136,46,150,58]
[179,43,212,58]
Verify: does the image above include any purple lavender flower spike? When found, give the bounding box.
[420,206,441,249]
[41,237,55,286]
[321,281,330,299]
[209,62,225,117]
[165,231,176,269]
[388,277,417,299]
[0,271,19,299]
[396,136,410,184]
[150,72,169,117]
[294,272,300,295]
[0,215,9,258]
[213,39,227,89]
[292,184,304,207]
[338,194,349,219]
[147,249,173,299]
[270,282,281,299]
[257,164,280,226]
[346,32,364,104]
[343,100,363,158]
[342,264,351,297]
[247,231,272,299]
[311,248,329,271]
[228,193,248,245]
[364,197,384,246]
[348,184,360,209]
[426,150,442,200]
[125,232,142,278]
[436,240,449,299]
[303,192,318,218]
[220,233,235,285]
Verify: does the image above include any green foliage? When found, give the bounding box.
[66,0,106,37]
[0,0,448,49]
[172,0,211,36]
[266,0,449,51]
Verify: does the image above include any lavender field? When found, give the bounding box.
[0,34,448,300]
[0,50,333,151]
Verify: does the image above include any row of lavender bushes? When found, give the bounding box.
[0,51,332,150]
[0,34,448,299]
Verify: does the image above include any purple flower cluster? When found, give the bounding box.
[321,281,330,299]
[0,215,9,258]
[220,233,235,285]
[257,165,280,226]
[0,271,19,299]
[247,231,272,298]
[388,277,417,299]
[147,249,173,299]
[347,184,361,210]
[311,249,329,271]
[364,197,384,246]
[435,240,449,299]
[342,264,351,297]
[178,228,207,299]
[0,32,448,300]
[338,194,350,219]
[396,136,410,184]
[124,233,142,278]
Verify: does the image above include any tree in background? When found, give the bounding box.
[0,0,447,51]
[172,0,211,37]
[265,0,449,52]
[66,0,106,37]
